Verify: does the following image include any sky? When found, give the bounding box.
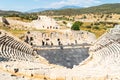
[0,0,120,12]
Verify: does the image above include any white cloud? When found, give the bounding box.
[49,0,101,8]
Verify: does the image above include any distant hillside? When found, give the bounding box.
[1,3,120,16]
[38,3,120,15]
[58,5,81,10]
[0,10,21,16]
[27,8,55,13]
[27,5,81,13]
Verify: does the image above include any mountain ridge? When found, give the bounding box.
[38,3,120,15]
[26,5,81,13]
[1,3,120,16]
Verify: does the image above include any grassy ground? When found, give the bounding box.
[0,26,107,38]
[7,17,31,22]
[8,30,27,37]
[81,22,114,38]
[0,25,27,37]
[81,27,106,38]
[0,21,114,39]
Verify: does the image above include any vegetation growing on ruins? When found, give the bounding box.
[0,19,116,38]
[71,21,83,30]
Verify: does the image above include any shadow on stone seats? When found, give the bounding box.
[0,57,9,62]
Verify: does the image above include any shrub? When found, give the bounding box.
[93,26,100,30]
[71,21,83,30]
[86,26,91,29]
[63,21,67,25]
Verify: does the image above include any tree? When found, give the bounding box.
[71,21,83,30]
[63,21,67,25]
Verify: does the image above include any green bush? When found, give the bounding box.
[71,21,83,30]
[93,26,100,30]
[63,21,67,25]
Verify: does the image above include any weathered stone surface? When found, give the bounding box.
[0,30,40,61]
[0,25,119,80]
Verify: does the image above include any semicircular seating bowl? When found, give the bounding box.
[78,27,120,68]
[0,25,120,80]
[48,29,120,79]
[0,30,37,61]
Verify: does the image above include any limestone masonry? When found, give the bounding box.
[0,25,120,80]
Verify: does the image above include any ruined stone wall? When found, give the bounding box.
[26,30,96,46]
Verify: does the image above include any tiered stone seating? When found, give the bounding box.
[89,31,119,52]
[0,30,37,61]
[78,26,120,67]
[0,25,120,80]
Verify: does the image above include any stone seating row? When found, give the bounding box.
[78,26,120,69]
[0,31,36,61]
[90,31,119,52]
[92,42,120,65]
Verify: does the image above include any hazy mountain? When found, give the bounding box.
[38,3,120,15]
[58,5,81,10]
[27,5,81,13]
[1,3,120,16]
[27,8,55,13]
